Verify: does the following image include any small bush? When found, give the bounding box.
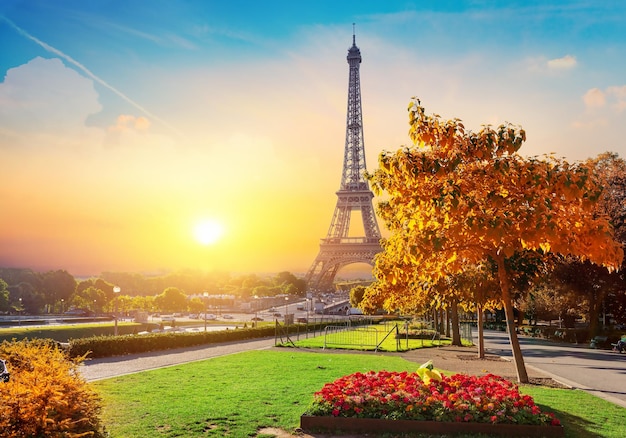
[0,339,104,437]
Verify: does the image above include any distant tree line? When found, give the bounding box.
[0,268,307,316]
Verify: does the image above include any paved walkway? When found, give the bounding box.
[79,337,276,381]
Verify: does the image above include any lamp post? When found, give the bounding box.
[284,296,289,324]
[203,292,209,332]
[60,299,64,314]
[113,286,121,335]
[306,298,310,323]
[18,298,22,326]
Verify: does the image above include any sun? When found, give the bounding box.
[193,219,225,245]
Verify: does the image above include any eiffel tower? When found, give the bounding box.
[305,30,382,292]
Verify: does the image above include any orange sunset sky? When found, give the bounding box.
[1,1,625,277]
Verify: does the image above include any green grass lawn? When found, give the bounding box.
[92,349,626,438]
[287,322,455,351]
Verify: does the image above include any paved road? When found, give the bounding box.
[481,329,626,408]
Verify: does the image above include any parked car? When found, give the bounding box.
[222,314,233,319]
[251,317,264,321]
[297,317,308,323]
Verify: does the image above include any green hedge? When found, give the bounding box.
[67,321,348,359]
[68,326,277,358]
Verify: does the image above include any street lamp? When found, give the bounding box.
[284,296,289,324]
[18,298,22,326]
[306,298,310,322]
[113,286,121,335]
[203,292,209,332]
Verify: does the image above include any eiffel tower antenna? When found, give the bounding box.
[305,29,382,292]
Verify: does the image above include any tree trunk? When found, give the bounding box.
[446,307,452,338]
[450,300,462,346]
[440,308,445,334]
[588,290,601,338]
[477,304,485,359]
[495,253,529,383]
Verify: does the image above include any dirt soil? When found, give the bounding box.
[258,345,569,438]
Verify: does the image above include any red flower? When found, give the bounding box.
[308,369,560,426]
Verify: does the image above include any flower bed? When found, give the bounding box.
[303,367,562,436]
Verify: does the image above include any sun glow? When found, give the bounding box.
[193,219,225,245]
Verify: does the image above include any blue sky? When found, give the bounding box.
[1,1,625,276]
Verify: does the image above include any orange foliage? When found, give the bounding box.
[368,99,622,298]
[0,339,103,438]
[365,99,623,382]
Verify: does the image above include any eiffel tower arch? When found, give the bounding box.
[305,30,382,292]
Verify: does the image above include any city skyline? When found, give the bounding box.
[1,1,625,277]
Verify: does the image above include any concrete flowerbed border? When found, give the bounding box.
[300,415,564,437]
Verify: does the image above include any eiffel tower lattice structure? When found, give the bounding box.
[305,31,382,292]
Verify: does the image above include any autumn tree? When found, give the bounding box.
[544,153,626,334]
[364,99,623,383]
[349,285,367,308]
[592,152,626,246]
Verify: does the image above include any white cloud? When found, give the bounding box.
[547,55,577,70]
[583,88,606,108]
[108,114,151,133]
[0,57,103,148]
[582,85,626,112]
[607,85,626,112]
[572,85,626,154]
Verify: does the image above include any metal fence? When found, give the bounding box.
[323,325,380,350]
[460,321,474,344]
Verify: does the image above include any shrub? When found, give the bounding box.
[68,325,277,358]
[67,321,338,359]
[0,339,104,437]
